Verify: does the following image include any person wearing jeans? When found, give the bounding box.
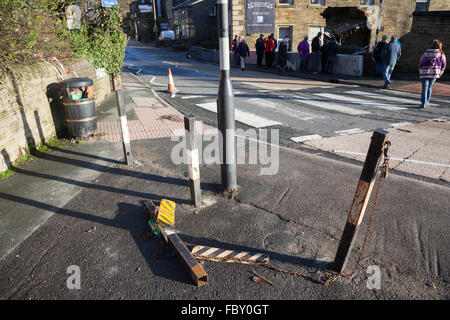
[381,35,401,89]
[419,39,446,108]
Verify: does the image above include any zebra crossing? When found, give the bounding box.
[187,87,445,143]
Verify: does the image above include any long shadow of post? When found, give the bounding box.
[0,192,193,285]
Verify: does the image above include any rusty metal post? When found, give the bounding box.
[111,75,133,165]
[184,115,202,207]
[332,129,388,274]
[160,225,208,287]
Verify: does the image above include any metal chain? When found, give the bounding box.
[194,141,392,287]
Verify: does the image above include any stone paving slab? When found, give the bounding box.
[303,119,450,182]
[395,82,450,96]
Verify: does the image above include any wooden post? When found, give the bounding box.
[112,75,133,165]
[184,115,202,207]
[332,129,388,274]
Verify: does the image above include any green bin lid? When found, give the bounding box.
[62,78,93,88]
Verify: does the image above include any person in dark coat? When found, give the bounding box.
[271,33,278,66]
[311,32,322,73]
[320,37,329,73]
[238,37,250,71]
[255,34,266,68]
[277,39,288,71]
[381,35,401,89]
[372,35,387,75]
[326,38,338,74]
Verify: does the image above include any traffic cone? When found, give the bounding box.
[168,68,175,93]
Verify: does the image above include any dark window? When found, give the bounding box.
[360,0,374,5]
[279,0,294,5]
[415,0,429,12]
[310,0,325,5]
[208,6,216,16]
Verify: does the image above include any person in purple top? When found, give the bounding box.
[419,39,447,108]
[297,36,310,72]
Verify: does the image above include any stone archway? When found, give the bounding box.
[322,7,371,48]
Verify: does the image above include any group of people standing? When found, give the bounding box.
[297,32,339,74]
[232,33,291,71]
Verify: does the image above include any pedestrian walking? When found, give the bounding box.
[320,37,329,73]
[326,37,338,74]
[311,32,322,73]
[232,35,241,67]
[372,35,387,75]
[297,36,310,72]
[264,36,275,68]
[255,34,265,68]
[238,37,250,71]
[381,35,401,89]
[277,39,288,71]
[419,39,447,108]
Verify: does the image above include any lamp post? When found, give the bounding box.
[216,0,236,191]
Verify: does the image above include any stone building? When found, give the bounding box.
[231,0,450,52]
[170,0,219,44]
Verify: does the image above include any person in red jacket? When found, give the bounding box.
[264,36,275,68]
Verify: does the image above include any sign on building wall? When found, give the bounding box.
[101,0,117,7]
[245,0,275,34]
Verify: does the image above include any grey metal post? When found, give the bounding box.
[184,115,202,207]
[217,0,237,191]
[112,75,133,165]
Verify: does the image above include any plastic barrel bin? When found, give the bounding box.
[61,78,97,137]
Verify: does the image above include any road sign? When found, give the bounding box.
[101,0,117,7]
[157,199,175,227]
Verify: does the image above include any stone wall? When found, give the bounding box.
[397,11,450,73]
[0,58,111,172]
[231,0,450,56]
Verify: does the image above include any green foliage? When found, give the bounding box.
[0,1,128,76]
[64,6,128,76]
[0,0,73,72]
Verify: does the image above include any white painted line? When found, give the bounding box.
[149,76,166,86]
[293,95,371,115]
[345,90,437,106]
[333,150,450,168]
[290,134,323,143]
[335,128,365,135]
[315,93,407,111]
[195,102,282,128]
[248,98,325,121]
[181,95,204,99]
[390,122,412,128]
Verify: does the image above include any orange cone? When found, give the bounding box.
[168,68,175,92]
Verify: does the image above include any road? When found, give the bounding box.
[122,41,450,184]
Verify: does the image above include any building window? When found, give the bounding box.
[415,0,429,12]
[279,0,294,5]
[360,0,374,5]
[208,6,216,16]
[310,0,325,6]
[174,11,179,19]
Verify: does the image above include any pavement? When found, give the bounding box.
[0,45,449,301]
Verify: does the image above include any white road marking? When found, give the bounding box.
[293,95,371,115]
[315,93,407,111]
[181,95,204,99]
[290,134,323,143]
[335,128,365,135]
[195,102,281,128]
[345,90,437,106]
[333,150,450,168]
[149,76,166,86]
[248,98,325,121]
[390,122,412,127]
